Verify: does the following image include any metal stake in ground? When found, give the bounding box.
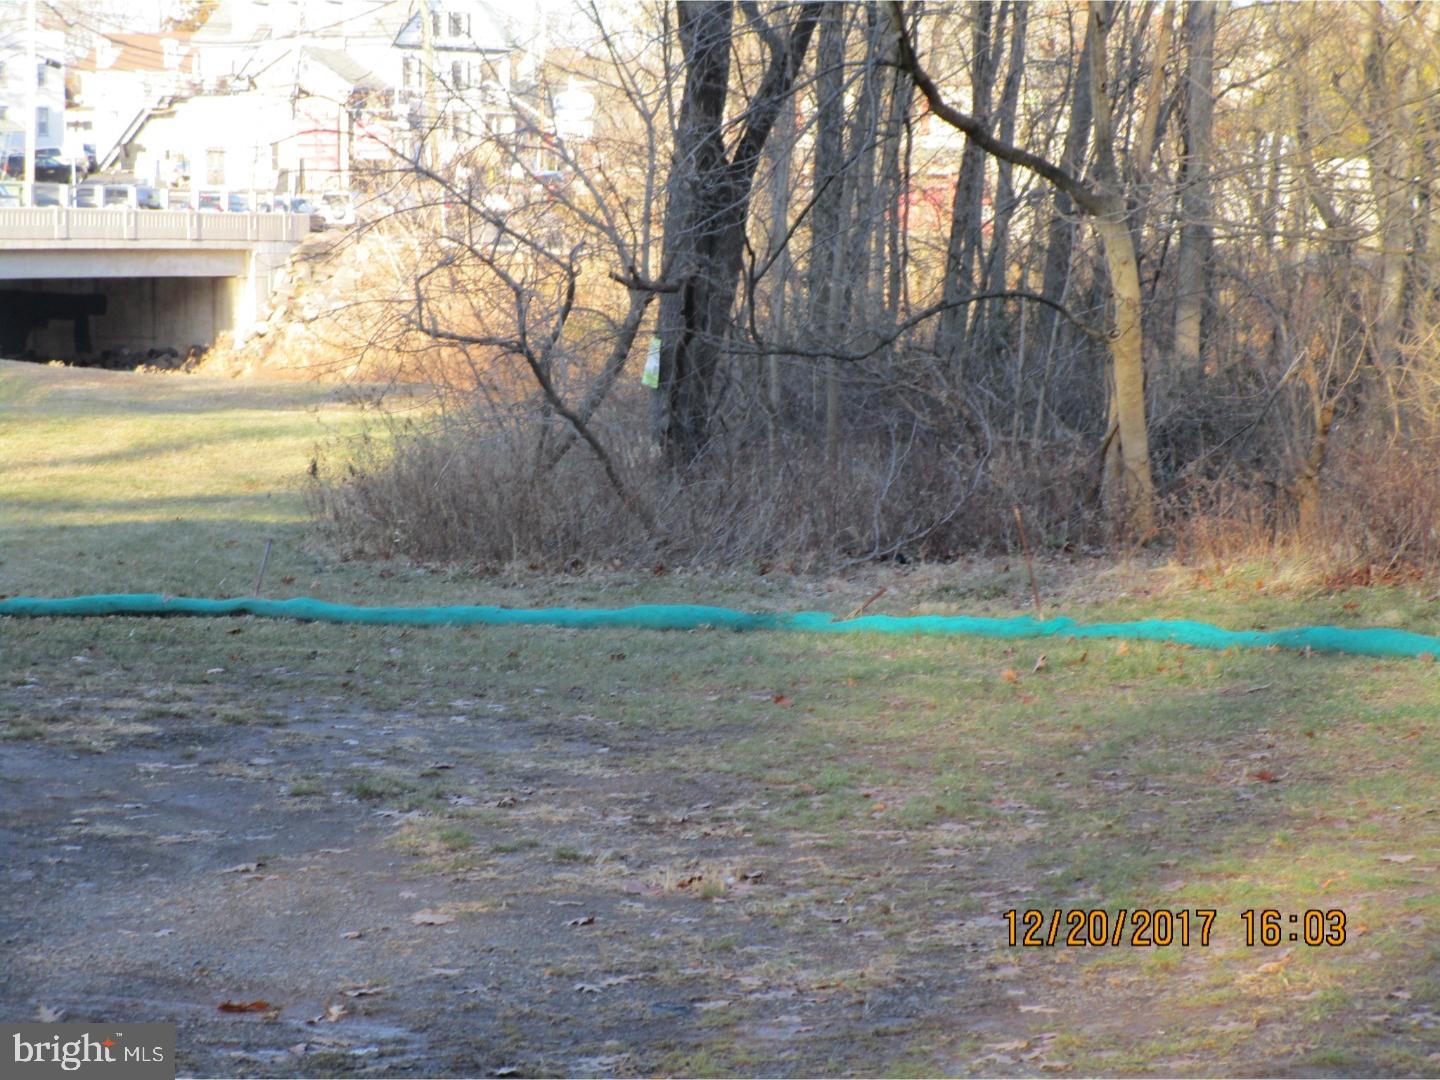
[1012,506,1042,620]
[253,539,273,598]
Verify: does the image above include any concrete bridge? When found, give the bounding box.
[0,204,310,360]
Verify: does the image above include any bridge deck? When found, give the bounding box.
[0,207,309,247]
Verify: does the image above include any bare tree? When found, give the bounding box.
[892,0,1156,536]
[652,1,820,467]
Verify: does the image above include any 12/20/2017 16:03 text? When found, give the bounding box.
[1005,908,1347,948]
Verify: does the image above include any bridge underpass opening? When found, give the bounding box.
[0,277,241,365]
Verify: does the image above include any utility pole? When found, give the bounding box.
[420,0,437,170]
[25,0,38,198]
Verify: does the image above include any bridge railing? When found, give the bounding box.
[0,205,309,243]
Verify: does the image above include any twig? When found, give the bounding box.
[837,586,888,623]
[1013,506,1042,619]
[253,539,273,598]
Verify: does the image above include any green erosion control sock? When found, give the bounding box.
[2,594,1439,659]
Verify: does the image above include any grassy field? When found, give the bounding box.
[3,359,1440,1077]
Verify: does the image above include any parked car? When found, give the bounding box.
[227,192,250,213]
[2,149,73,183]
[318,191,356,227]
[196,191,223,212]
[262,194,324,231]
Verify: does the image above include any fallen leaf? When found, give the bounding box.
[410,909,454,925]
[1252,769,1281,783]
[566,915,596,928]
[431,968,463,977]
[1381,854,1416,864]
[1255,952,1294,975]
[1000,668,1020,684]
[573,983,601,994]
[35,1004,64,1023]
[342,985,386,998]
[693,999,731,1010]
[1033,655,1048,673]
[340,930,363,940]
[772,693,793,707]
[218,999,271,1013]
[1115,641,1130,657]
[218,862,262,875]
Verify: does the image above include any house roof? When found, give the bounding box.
[72,32,196,75]
[394,0,513,53]
[303,48,390,92]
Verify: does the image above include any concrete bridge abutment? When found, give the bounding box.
[0,209,308,362]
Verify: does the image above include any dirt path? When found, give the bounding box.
[1,668,1061,1077]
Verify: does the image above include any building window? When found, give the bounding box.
[37,63,46,87]
[402,55,413,87]
[431,11,440,37]
[36,107,49,137]
[452,60,464,89]
[449,12,463,36]
[206,148,225,185]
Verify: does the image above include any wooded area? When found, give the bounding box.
[318,0,1440,573]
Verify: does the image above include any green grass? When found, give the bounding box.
[4,361,1440,1074]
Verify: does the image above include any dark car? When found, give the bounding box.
[2,150,74,183]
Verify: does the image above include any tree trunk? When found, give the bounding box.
[654,2,820,468]
[1362,9,1409,433]
[1095,210,1155,535]
[936,1,1001,373]
[812,2,847,472]
[1089,2,1155,536]
[653,1,734,467]
[1172,0,1215,372]
[1034,12,1094,436]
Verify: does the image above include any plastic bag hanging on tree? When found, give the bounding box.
[641,336,660,389]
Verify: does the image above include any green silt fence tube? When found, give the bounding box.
[3,593,1440,659]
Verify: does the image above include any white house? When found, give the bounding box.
[70,32,198,171]
[0,23,67,159]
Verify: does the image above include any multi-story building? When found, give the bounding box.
[0,20,68,161]
[70,32,198,172]
[101,0,520,195]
